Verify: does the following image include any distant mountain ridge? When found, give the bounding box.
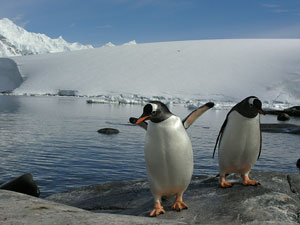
[0,18,93,57]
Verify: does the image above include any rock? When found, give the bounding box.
[0,190,182,225]
[46,172,300,224]
[277,113,290,121]
[57,89,78,96]
[97,128,120,134]
[297,159,300,169]
[0,173,40,197]
[260,123,300,134]
[264,106,300,117]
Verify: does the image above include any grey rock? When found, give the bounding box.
[0,190,183,225]
[47,172,300,224]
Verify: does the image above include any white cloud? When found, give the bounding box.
[96,24,112,29]
[261,3,279,8]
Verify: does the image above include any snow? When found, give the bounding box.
[0,18,93,57]
[5,38,300,108]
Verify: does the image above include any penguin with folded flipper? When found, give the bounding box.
[213,96,265,188]
[130,101,214,216]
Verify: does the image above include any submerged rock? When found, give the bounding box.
[277,112,290,121]
[46,171,300,224]
[0,173,40,197]
[260,123,300,134]
[98,128,120,134]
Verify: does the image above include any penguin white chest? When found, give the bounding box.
[218,111,261,174]
[144,115,193,196]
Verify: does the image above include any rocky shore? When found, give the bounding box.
[1,171,299,224]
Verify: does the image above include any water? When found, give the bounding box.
[0,95,299,197]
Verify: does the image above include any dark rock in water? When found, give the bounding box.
[58,89,78,96]
[297,159,300,169]
[277,113,290,121]
[98,128,119,134]
[46,172,300,224]
[264,106,300,117]
[0,173,40,197]
[260,123,300,135]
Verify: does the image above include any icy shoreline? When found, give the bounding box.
[0,92,296,111]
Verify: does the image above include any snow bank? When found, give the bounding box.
[0,58,23,92]
[10,39,300,107]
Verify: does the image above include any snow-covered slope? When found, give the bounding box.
[9,39,300,107]
[0,18,93,57]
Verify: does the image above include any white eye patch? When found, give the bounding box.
[150,103,158,112]
[248,97,257,107]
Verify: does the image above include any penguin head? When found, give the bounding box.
[235,96,265,118]
[136,101,173,124]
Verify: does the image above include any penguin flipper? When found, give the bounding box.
[129,117,147,130]
[257,120,262,160]
[212,117,228,158]
[182,102,214,129]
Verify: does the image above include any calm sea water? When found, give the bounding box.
[0,95,299,197]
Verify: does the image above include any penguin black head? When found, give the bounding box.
[136,101,173,124]
[234,96,265,118]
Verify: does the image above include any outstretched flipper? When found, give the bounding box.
[182,102,214,129]
[129,117,148,130]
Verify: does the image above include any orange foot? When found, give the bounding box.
[242,175,260,186]
[172,194,188,211]
[149,201,165,217]
[220,176,233,188]
[172,201,188,211]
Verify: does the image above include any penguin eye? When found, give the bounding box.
[151,110,157,115]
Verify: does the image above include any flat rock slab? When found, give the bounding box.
[0,190,183,225]
[47,171,300,224]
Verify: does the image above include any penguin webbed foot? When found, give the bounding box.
[243,180,261,186]
[149,201,165,217]
[220,176,233,188]
[219,182,233,188]
[242,175,260,186]
[149,207,165,217]
[171,201,188,212]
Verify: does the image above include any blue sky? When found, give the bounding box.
[1,0,300,47]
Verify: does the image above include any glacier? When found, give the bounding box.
[1,38,299,109]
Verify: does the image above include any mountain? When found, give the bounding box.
[0,18,93,57]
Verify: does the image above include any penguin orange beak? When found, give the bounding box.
[258,109,265,115]
[136,115,151,124]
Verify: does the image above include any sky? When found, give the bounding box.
[1,0,300,47]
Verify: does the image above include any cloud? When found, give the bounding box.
[69,23,76,28]
[96,24,113,29]
[261,3,279,8]
[11,14,30,28]
[273,9,289,14]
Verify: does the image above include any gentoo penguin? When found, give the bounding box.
[213,96,265,188]
[130,101,214,216]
